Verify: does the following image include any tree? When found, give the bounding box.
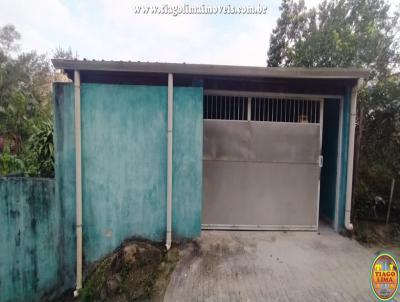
[0,24,54,176]
[267,0,315,67]
[0,24,20,55]
[268,0,399,77]
[53,46,76,60]
[268,0,400,221]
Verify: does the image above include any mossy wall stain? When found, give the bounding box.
[0,177,63,302]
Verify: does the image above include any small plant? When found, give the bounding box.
[25,120,54,177]
[0,144,25,176]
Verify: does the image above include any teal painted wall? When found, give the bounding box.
[0,178,64,302]
[53,83,77,288]
[81,84,168,262]
[338,88,351,231]
[320,99,340,222]
[172,87,203,240]
[54,82,203,265]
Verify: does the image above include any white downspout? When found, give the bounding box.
[344,80,362,231]
[166,73,173,250]
[73,70,83,297]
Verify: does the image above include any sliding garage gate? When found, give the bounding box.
[202,92,323,230]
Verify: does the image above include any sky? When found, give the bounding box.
[0,0,399,67]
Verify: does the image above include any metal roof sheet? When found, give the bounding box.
[52,59,369,80]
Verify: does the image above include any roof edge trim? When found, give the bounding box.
[52,59,369,79]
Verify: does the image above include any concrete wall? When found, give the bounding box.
[172,87,203,239]
[54,82,203,264]
[53,83,77,289]
[337,88,351,231]
[0,177,67,302]
[320,99,340,222]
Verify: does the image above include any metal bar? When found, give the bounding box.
[202,224,318,231]
[228,96,230,120]
[319,100,324,148]
[203,119,322,125]
[247,97,251,121]
[73,70,83,297]
[305,100,308,122]
[204,89,336,101]
[235,97,238,120]
[224,96,226,119]
[166,73,173,250]
[242,97,245,120]
[311,101,314,123]
[204,96,206,119]
[208,96,211,119]
[220,96,223,119]
[284,99,287,122]
[316,99,324,230]
[203,158,320,165]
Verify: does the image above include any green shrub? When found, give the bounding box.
[0,144,25,176]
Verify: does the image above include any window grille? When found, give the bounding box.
[204,95,320,124]
[203,95,248,120]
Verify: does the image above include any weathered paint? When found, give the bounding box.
[54,82,203,265]
[80,83,167,262]
[172,87,203,240]
[53,83,77,289]
[0,178,62,302]
[320,99,340,222]
[338,88,351,231]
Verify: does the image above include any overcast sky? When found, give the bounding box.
[0,0,399,66]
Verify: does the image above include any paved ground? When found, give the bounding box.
[163,224,400,302]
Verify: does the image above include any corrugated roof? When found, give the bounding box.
[52,59,369,80]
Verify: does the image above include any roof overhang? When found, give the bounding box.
[52,59,369,80]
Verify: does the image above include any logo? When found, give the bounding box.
[371,253,399,301]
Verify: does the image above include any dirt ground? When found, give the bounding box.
[54,240,179,302]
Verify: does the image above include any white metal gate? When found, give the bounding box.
[202,91,323,230]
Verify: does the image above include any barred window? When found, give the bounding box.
[204,95,320,124]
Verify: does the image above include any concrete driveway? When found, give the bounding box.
[163,224,400,302]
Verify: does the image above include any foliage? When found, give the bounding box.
[0,24,72,178]
[0,144,25,176]
[25,120,54,178]
[0,24,20,54]
[355,75,400,212]
[268,0,400,222]
[267,0,399,77]
[53,46,76,60]
[0,24,53,152]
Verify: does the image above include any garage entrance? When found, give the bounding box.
[202,92,323,230]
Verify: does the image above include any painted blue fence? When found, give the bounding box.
[0,177,70,302]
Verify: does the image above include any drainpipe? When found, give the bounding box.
[73,70,83,297]
[166,73,173,250]
[344,80,362,231]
